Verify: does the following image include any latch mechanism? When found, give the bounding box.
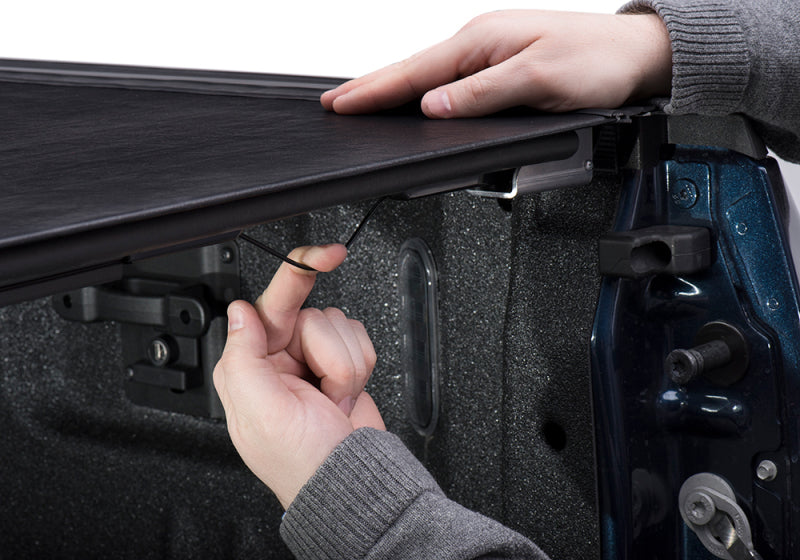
[53,242,240,418]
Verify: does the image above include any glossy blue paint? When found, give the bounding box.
[591,146,800,559]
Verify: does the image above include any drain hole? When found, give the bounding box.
[542,421,567,451]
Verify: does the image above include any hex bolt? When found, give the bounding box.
[684,491,716,526]
[666,340,732,385]
[756,460,778,482]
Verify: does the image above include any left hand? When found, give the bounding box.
[320,10,672,118]
[213,244,385,509]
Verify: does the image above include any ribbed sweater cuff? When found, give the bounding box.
[280,428,442,560]
[619,0,750,115]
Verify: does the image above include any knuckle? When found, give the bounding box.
[364,346,377,373]
[353,363,368,385]
[297,306,324,327]
[322,307,347,322]
[225,415,242,446]
[513,58,564,110]
[459,75,494,110]
[284,246,319,276]
[212,362,224,393]
[521,59,555,90]
[327,358,356,385]
[393,69,425,100]
[348,317,366,332]
[462,11,496,31]
[285,245,311,262]
[219,337,246,362]
[397,54,418,70]
[350,319,377,371]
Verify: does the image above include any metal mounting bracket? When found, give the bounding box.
[53,242,240,418]
[679,473,762,560]
[467,127,593,198]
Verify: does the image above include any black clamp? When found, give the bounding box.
[53,243,239,418]
[599,225,712,278]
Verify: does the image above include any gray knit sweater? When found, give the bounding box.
[281,429,548,559]
[620,0,800,162]
[280,2,800,558]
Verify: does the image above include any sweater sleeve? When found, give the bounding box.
[280,428,550,560]
[619,0,800,162]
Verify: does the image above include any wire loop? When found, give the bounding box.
[238,198,386,272]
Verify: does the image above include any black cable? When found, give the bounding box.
[238,197,386,272]
[238,233,318,272]
[345,197,385,249]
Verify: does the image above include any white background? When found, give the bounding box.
[0,1,620,77]
[2,0,798,200]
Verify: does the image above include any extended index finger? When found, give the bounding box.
[255,244,347,354]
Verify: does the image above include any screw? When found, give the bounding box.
[666,340,732,385]
[147,337,172,367]
[584,160,594,172]
[221,247,234,264]
[126,367,135,379]
[671,179,699,209]
[684,491,716,525]
[757,460,777,481]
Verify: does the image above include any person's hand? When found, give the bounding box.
[321,10,672,118]
[213,244,385,509]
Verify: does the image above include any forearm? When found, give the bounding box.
[620,0,800,162]
[281,428,549,560]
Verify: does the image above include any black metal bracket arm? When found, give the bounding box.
[53,243,240,418]
[57,285,210,338]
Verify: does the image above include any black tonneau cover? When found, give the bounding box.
[0,59,611,303]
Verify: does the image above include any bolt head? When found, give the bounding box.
[684,491,716,525]
[666,349,700,384]
[757,460,778,481]
[147,337,172,367]
[671,179,699,209]
[221,247,234,264]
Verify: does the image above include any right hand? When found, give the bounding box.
[321,10,672,118]
[213,245,385,510]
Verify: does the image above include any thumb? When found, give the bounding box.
[420,59,527,118]
[222,300,269,359]
[213,300,270,403]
